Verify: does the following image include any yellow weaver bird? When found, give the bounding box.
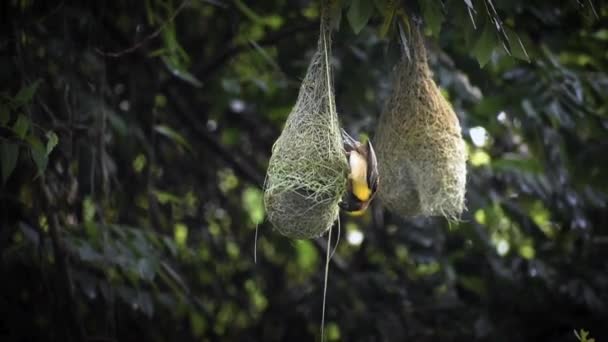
[339,129,379,215]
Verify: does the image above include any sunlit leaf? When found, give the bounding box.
[470,149,491,166]
[327,322,341,341]
[133,154,147,173]
[226,241,240,259]
[519,240,535,259]
[474,209,486,224]
[218,168,239,193]
[264,15,283,30]
[242,186,265,225]
[529,201,555,238]
[153,190,182,205]
[244,279,268,313]
[295,240,318,271]
[174,223,188,247]
[82,196,96,223]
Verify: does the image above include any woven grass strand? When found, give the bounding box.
[263,4,347,239]
[374,25,467,219]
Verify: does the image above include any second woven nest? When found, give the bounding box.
[374,26,467,219]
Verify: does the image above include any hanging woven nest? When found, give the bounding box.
[374,24,467,219]
[263,7,348,239]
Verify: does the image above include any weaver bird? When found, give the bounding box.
[339,129,379,215]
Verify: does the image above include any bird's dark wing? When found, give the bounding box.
[341,128,359,152]
[366,140,379,193]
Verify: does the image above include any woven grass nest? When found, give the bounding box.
[263,9,348,240]
[374,25,467,219]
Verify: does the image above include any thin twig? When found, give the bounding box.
[96,0,190,58]
[41,180,86,341]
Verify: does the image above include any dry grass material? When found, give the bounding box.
[374,25,467,219]
[263,7,347,240]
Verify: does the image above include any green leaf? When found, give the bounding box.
[326,322,341,341]
[161,56,203,87]
[295,240,319,271]
[13,79,42,108]
[504,27,530,62]
[0,105,9,126]
[458,275,487,297]
[154,124,192,151]
[492,155,542,174]
[242,186,265,225]
[153,189,182,204]
[174,223,188,247]
[13,114,30,139]
[45,131,58,155]
[347,0,375,34]
[1,143,19,183]
[28,136,48,177]
[220,127,240,146]
[419,0,444,38]
[376,0,397,38]
[137,258,157,282]
[472,23,497,67]
[161,56,203,88]
[190,312,207,337]
[233,0,265,24]
[108,111,128,136]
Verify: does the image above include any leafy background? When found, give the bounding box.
[0,0,606,341]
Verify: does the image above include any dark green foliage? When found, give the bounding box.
[0,1,607,341]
